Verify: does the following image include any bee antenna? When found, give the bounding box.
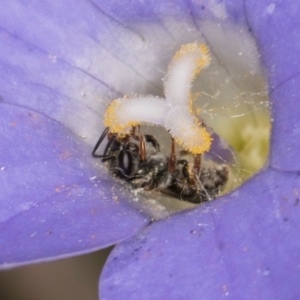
[92,127,111,158]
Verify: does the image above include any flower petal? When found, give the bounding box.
[0,104,149,269]
[0,0,168,144]
[101,168,300,299]
[245,0,300,171]
[269,76,300,171]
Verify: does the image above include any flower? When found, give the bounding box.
[1,1,300,300]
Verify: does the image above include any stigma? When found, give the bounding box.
[104,43,212,155]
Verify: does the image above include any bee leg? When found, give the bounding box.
[139,133,147,161]
[191,154,214,202]
[192,154,202,179]
[168,137,176,173]
[130,126,140,142]
[99,140,120,163]
[92,127,110,158]
[130,126,136,136]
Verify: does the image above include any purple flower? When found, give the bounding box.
[1,0,300,299]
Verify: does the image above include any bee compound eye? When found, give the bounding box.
[118,149,133,177]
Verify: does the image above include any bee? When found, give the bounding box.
[93,43,231,203]
[92,127,229,204]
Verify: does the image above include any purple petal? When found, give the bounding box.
[0,104,149,268]
[0,1,117,140]
[269,77,300,171]
[0,1,166,143]
[245,0,300,170]
[205,131,235,164]
[101,168,300,299]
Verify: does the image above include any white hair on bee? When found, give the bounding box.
[104,42,212,155]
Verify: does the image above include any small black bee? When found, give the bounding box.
[92,127,229,204]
